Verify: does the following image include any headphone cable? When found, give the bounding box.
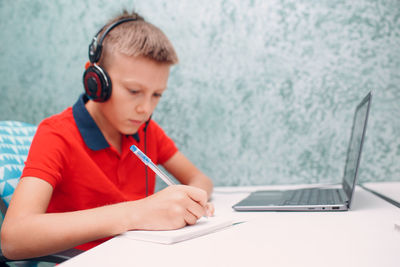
[144,120,150,197]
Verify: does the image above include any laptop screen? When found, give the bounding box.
[342,92,371,206]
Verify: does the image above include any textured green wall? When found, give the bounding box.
[1,0,399,186]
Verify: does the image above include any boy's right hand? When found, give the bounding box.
[127,185,209,231]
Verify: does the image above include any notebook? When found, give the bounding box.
[233,92,372,211]
[121,216,233,244]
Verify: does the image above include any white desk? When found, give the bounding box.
[60,185,400,267]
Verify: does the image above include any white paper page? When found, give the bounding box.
[121,216,233,244]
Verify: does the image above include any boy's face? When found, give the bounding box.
[98,53,170,135]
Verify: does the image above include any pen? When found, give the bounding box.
[130,145,175,186]
[130,145,209,218]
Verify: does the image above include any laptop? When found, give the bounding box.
[233,92,372,211]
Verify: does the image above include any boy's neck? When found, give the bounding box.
[85,100,122,153]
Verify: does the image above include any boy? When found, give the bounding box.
[1,10,214,260]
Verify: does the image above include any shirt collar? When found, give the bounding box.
[72,94,140,151]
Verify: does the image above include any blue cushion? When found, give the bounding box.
[0,121,37,208]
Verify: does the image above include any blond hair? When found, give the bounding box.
[99,10,178,66]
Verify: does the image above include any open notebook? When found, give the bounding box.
[121,216,233,244]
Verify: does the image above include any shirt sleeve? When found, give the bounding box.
[21,118,69,188]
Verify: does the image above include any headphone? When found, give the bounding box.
[83,18,137,102]
[144,116,151,197]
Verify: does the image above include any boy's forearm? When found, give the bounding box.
[1,201,132,260]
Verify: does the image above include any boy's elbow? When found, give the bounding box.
[1,224,22,260]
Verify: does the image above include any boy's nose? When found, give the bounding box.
[136,99,152,114]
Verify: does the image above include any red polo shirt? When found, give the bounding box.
[21,94,178,250]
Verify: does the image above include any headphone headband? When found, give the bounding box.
[88,18,137,63]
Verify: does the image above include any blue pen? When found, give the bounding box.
[130,145,209,218]
[130,145,175,186]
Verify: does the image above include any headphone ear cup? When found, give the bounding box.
[82,65,112,102]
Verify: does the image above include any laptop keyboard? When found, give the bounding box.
[283,188,343,205]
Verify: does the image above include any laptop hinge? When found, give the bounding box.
[338,189,348,204]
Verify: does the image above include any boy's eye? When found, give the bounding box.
[154,93,163,98]
[129,89,139,94]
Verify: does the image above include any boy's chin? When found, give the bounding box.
[120,130,138,136]
[120,126,140,136]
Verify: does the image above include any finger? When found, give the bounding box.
[186,199,207,219]
[184,210,198,225]
[205,202,215,217]
[181,185,208,207]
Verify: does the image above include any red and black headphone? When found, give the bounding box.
[83,18,137,102]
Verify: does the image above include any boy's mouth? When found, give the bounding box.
[129,119,143,126]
